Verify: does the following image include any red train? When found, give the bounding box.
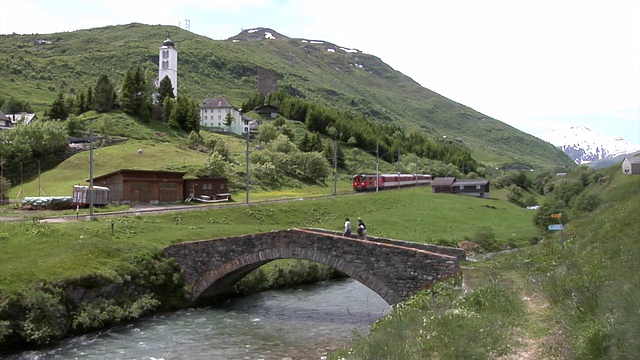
[353,173,432,191]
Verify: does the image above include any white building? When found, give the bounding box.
[622,157,640,175]
[200,96,243,134]
[158,38,178,97]
[200,96,259,136]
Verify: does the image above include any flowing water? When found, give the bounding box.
[6,278,391,360]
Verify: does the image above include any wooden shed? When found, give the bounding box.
[432,177,490,198]
[431,177,456,193]
[254,104,279,119]
[90,169,187,205]
[622,157,640,175]
[183,178,230,202]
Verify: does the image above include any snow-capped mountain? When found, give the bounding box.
[538,126,640,165]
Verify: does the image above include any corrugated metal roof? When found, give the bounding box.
[431,177,456,186]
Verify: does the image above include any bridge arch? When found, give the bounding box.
[164,229,463,306]
[194,247,399,305]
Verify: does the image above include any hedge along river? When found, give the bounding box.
[8,278,391,360]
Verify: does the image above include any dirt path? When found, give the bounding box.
[497,272,569,360]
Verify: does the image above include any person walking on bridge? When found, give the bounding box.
[343,218,352,237]
[357,217,367,240]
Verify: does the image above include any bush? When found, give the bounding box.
[572,193,602,213]
[17,289,66,345]
[474,226,499,252]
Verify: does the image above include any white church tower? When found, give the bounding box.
[159,38,178,97]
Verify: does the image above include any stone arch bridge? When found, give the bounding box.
[164,228,466,305]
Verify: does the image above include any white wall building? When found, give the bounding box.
[159,38,178,97]
[200,96,243,135]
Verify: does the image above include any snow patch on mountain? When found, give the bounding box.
[538,126,640,164]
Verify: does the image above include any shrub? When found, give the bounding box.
[572,193,602,213]
[17,289,66,345]
[474,226,499,251]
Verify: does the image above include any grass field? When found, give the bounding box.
[0,186,537,294]
[329,166,640,360]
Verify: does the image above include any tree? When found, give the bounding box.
[204,152,229,178]
[0,121,68,184]
[223,111,234,130]
[169,94,200,133]
[187,130,202,150]
[93,75,115,112]
[86,87,93,110]
[0,97,32,114]
[0,176,11,203]
[157,75,175,104]
[279,124,295,142]
[292,151,332,182]
[162,97,175,123]
[120,66,150,120]
[72,91,86,115]
[49,92,69,120]
[257,123,277,144]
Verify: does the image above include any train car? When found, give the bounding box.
[72,185,110,207]
[353,173,432,191]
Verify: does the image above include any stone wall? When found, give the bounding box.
[164,228,461,305]
[306,228,467,261]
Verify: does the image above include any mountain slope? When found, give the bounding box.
[538,126,640,165]
[0,23,575,170]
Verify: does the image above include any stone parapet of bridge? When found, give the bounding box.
[164,228,462,306]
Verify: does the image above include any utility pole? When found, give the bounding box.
[19,162,23,198]
[37,160,41,196]
[89,128,95,219]
[397,147,401,189]
[245,129,250,204]
[376,142,380,192]
[333,140,338,196]
[0,157,4,205]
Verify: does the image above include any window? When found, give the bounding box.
[476,185,481,189]
[162,50,169,59]
[459,185,464,190]
[220,184,225,189]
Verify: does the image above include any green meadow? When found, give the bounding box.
[330,166,640,360]
[0,186,536,294]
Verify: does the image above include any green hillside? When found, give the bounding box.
[0,23,575,170]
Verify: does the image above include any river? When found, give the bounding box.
[5,278,391,360]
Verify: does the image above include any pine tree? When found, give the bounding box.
[223,111,234,130]
[157,75,175,104]
[72,92,86,115]
[120,68,136,114]
[162,97,175,123]
[49,92,69,120]
[86,87,93,111]
[120,67,150,120]
[94,75,114,112]
[169,94,200,133]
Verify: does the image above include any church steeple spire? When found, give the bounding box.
[159,37,178,97]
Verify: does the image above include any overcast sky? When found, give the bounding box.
[1,0,638,146]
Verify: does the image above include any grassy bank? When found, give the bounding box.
[0,186,536,293]
[329,168,640,359]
